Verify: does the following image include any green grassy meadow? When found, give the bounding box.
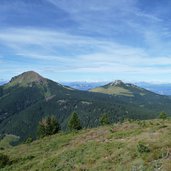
[1,119,171,171]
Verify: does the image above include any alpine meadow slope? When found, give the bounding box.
[1,119,171,170]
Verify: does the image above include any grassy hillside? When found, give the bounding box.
[0,135,19,149]
[90,80,157,97]
[1,119,171,171]
[90,86,134,96]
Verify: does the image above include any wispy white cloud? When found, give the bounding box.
[1,0,171,82]
[46,0,170,52]
[0,28,171,81]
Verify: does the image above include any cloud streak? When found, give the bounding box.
[0,28,171,81]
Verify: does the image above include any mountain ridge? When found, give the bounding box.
[6,71,47,87]
[0,71,171,141]
[61,81,171,95]
[90,79,157,97]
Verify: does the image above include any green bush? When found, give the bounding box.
[99,114,110,125]
[0,153,10,168]
[159,112,167,120]
[68,112,82,131]
[137,120,146,127]
[38,115,60,138]
[137,142,150,153]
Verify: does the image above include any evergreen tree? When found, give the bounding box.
[38,118,46,137]
[99,113,110,125]
[49,116,60,134]
[68,112,82,131]
[159,112,167,120]
[38,115,60,138]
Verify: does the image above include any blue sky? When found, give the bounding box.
[1,0,171,82]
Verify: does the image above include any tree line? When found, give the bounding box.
[37,111,168,138]
[37,112,110,138]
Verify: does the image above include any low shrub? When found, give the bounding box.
[0,153,11,168]
[137,142,150,153]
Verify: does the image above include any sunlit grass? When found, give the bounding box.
[1,119,171,171]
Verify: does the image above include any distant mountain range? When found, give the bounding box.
[62,81,171,95]
[0,81,7,86]
[0,71,171,141]
[135,82,171,95]
[61,81,108,91]
[2,80,171,95]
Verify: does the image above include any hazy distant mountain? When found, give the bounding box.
[135,82,171,95]
[61,81,108,91]
[0,81,7,86]
[63,81,171,96]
